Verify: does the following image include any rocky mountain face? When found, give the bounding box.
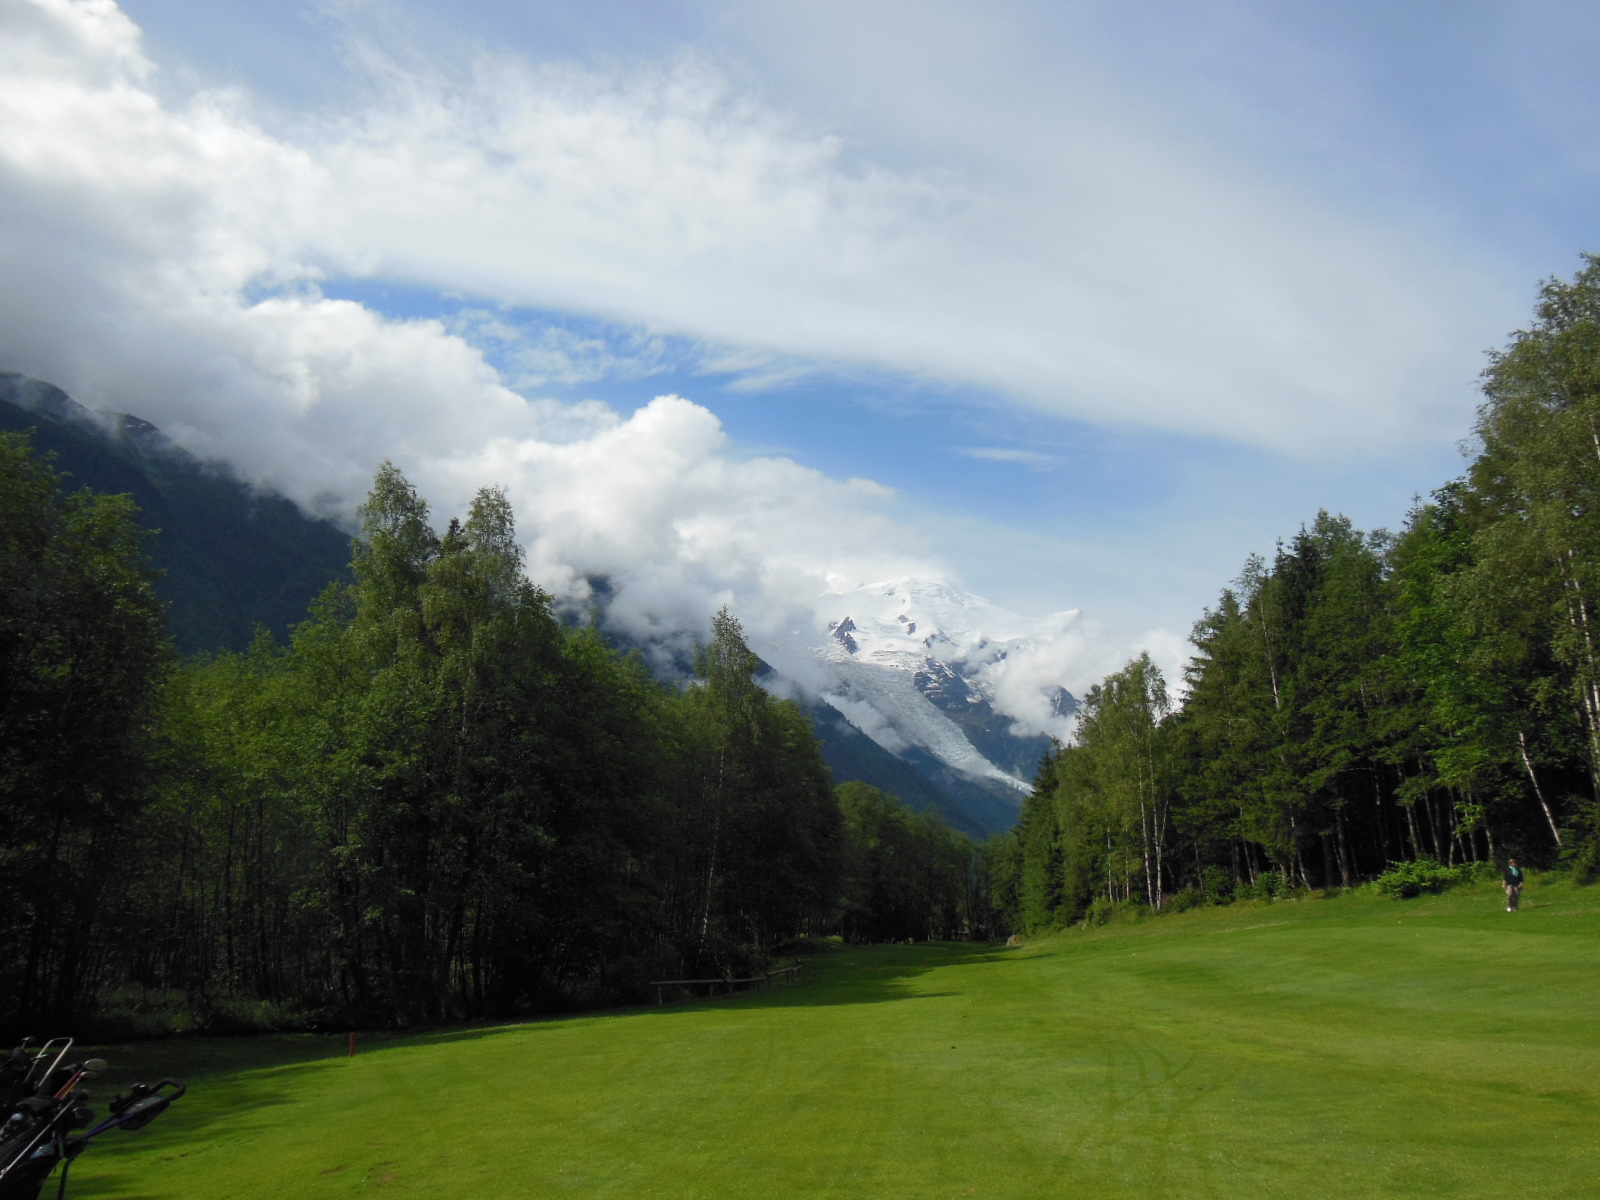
[595,577,1080,836]
[770,579,1075,835]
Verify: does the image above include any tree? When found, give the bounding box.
[837,782,976,942]
[668,608,841,970]
[1018,654,1172,925]
[1015,753,1067,931]
[0,431,168,1030]
[1461,255,1600,847]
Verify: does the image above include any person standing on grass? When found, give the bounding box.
[1503,859,1525,912]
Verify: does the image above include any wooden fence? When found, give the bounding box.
[647,962,806,1005]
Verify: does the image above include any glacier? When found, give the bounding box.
[756,578,1079,825]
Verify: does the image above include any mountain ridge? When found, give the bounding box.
[0,372,354,654]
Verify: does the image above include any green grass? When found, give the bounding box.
[71,874,1600,1198]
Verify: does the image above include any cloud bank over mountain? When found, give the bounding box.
[0,0,1185,727]
[4,0,1510,456]
[0,0,1528,727]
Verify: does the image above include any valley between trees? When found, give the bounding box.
[72,878,1600,1199]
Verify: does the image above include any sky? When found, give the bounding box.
[2,0,1597,719]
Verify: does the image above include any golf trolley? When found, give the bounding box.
[0,1037,184,1199]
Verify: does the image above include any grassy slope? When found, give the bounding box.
[73,875,1600,1199]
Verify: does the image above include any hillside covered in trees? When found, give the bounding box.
[996,257,1600,931]
[0,373,353,654]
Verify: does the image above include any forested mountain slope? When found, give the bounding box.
[0,373,352,653]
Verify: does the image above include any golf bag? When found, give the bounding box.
[0,1039,184,1200]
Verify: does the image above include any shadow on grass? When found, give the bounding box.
[65,941,1010,1191]
[76,1021,557,1188]
[383,942,1013,1038]
[383,943,1012,1040]
[85,1031,354,1086]
[642,941,1011,1017]
[59,1046,354,1199]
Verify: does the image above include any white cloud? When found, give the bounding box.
[818,691,910,755]
[0,0,1520,468]
[7,0,1509,729]
[0,0,1039,700]
[958,446,1060,470]
[432,394,936,661]
[309,24,1508,452]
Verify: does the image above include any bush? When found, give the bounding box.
[1236,870,1288,902]
[1559,800,1600,885]
[82,989,202,1041]
[1083,896,1118,927]
[202,994,311,1036]
[1168,887,1204,913]
[1200,866,1234,906]
[1371,858,1472,899]
[1570,843,1600,887]
[1082,896,1151,926]
[82,988,318,1040]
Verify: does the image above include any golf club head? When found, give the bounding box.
[80,1060,107,1074]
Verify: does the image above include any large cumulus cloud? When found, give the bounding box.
[2,0,1385,730]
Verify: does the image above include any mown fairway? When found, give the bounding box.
[74,875,1600,1199]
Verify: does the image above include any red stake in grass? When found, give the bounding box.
[348,1033,356,1058]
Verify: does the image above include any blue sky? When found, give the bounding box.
[4,0,1598,691]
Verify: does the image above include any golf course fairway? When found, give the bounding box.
[71,875,1600,1198]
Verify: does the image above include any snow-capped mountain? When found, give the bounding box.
[758,579,1081,831]
[6,367,1095,837]
[576,570,1092,834]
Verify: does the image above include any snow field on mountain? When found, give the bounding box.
[759,577,1083,796]
[817,661,1029,793]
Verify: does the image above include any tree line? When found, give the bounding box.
[996,255,1600,932]
[1,454,995,1037]
[11,254,1600,1026]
